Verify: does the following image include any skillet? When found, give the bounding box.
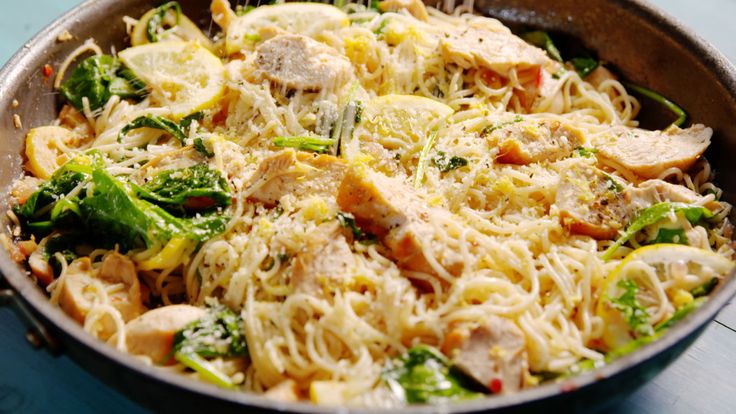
[1,0,736,412]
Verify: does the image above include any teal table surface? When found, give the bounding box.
[2,1,736,413]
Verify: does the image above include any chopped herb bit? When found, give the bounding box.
[384,346,483,404]
[603,173,623,193]
[354,100,364,124]
[482,115,524,136]
[273,135,334,153]
[234,4,255,15]
[610,279,653,337]
[574,147,598,158]
[432,151,468,172]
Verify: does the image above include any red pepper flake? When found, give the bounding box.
[42,64,53,78]
[488,378,503,394]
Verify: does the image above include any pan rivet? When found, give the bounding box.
[25,329,44,348]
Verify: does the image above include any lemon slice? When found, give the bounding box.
[598,244,734,349]
[359,94,453,148]
[131,7,214,50]
[25,126,77,179]
[225,3,349,54]
[119,42,225,119]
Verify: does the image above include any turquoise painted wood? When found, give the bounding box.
[1,1,735,413]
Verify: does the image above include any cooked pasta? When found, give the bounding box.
[6,0,734,407]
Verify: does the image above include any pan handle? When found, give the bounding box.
[0,287,60,354]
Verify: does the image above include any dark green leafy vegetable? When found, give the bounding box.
[146,1,182,42]
[119,114,187,144]
[482,115,524,136]
[16,155,229,251]
[602,202,713,260]
[193,138,214,158]
[273,135,334,153]
[336,212,377,245]
[692,278,719,298]
[384,346,483,404]
[610,279,653,336]
[60,55,146,111]
[574,147,598,158]
[650,227,688,245]
[521,31,563,62]
[570,57,599,78]
[623,82,688,128]
[432,151,468,172]
[134,164,231,212]
[172,305,247,388]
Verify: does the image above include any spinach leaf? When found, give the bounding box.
[650,227,688,245]
[570,57,599,78]
[384,346,483,404]
[623,82,688,128]
[602,202,713,260]
[119,114,187,144]
[273,136,334,153]
[60,55,146,112]
[172,305,247,388]
[521,31,563,62]
[610,279,653,336]
[433,151,468,173]
[336,212,377,245]
[134,164,231,212]
[691,278,719,298]
[15,168,88,220]
[146,1,182,42]
[193,138,214,158]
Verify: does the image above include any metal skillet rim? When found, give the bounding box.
[1,0,735,412]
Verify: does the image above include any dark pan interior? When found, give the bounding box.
[1,1,736,413]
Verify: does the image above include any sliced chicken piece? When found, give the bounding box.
[292,221,356,295]
[255,34,353,91]
[442,315,528,393]
[555,162,628,240]
[246,148,347,206]
[28,242,54,287]
[378,0,429,21]
[440,26,548,80]
[585,65,617,89]
[58,104,94,140]
[124,304,207,363]
[264,379,300,402]
[59,254,147,340]
[594,125,711,179]
[489,118,585,165]
[337,166,465,277]
[625,179,722,214]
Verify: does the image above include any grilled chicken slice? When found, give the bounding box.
[625,179,722,214]
[440,26,548,80]
[59,253,147,340]
[124,304,207,363]
[378,0,429,21]
[255,34,353,91]
[442,315,528,393]
[489,118,585,165]
[594,125,711,179]
[246,149,348,206]
[291,221,356,295]
[555,162,628,240]
[337,166,465,277]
